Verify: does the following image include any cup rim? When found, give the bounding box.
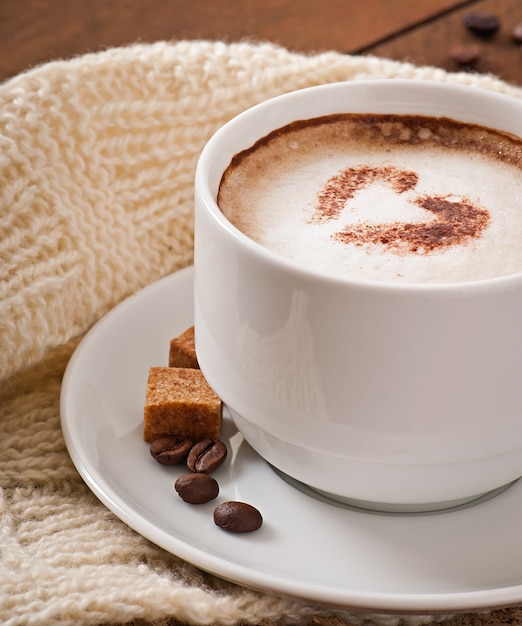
[195,79,522,292]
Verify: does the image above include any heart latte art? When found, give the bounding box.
[313,164,490,254]
[218,114,522,284]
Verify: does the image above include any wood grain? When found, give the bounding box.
[369,0,522,85]
[1,0,472,82]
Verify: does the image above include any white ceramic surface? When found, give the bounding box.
[194,80,522,508]
[61,267,522,615]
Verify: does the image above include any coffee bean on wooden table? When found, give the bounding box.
[213,501,263,533]
[150,436,193,465]
[448,42,481,66]
[463,13,500,38]
[187,439,227,474]
[175,473,219,504]
[512,22,522,43]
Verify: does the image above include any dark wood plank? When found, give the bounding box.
[368,0,522,85]
[0,0,468,82]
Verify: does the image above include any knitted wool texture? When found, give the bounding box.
[2,40,522,626]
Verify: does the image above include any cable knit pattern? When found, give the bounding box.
[2,40,522,626]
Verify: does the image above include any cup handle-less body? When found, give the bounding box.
[194,80,522,507]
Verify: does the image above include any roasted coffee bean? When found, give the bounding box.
[512,22,522,43]
[463,13,500,38]
[213,501,263,533]
[175,473,219,504]
[448,42,481,66]
[187,438,227,474]
[150,436,193,465]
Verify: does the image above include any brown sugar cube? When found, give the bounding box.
[168,326,199,368]
[144,367,222,443]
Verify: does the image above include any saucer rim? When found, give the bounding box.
[60,266,522,615]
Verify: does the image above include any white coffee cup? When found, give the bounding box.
[193,80,522,512]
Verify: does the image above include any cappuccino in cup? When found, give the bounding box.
[195,81,522,509]
[218,114,522,284]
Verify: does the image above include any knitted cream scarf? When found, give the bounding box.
[2,40,522,626]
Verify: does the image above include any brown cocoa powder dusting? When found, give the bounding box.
[333,193,490,254]
[313,165,418,223]
[312,160,491,255]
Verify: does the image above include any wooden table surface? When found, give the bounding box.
[2,0,522,86]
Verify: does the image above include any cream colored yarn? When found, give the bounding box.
[2,40,522,626]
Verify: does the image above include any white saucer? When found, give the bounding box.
[60,266,522,615]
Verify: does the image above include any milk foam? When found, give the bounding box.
[218,115,522,284]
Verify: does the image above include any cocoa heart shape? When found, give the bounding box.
[312,164,490,254]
